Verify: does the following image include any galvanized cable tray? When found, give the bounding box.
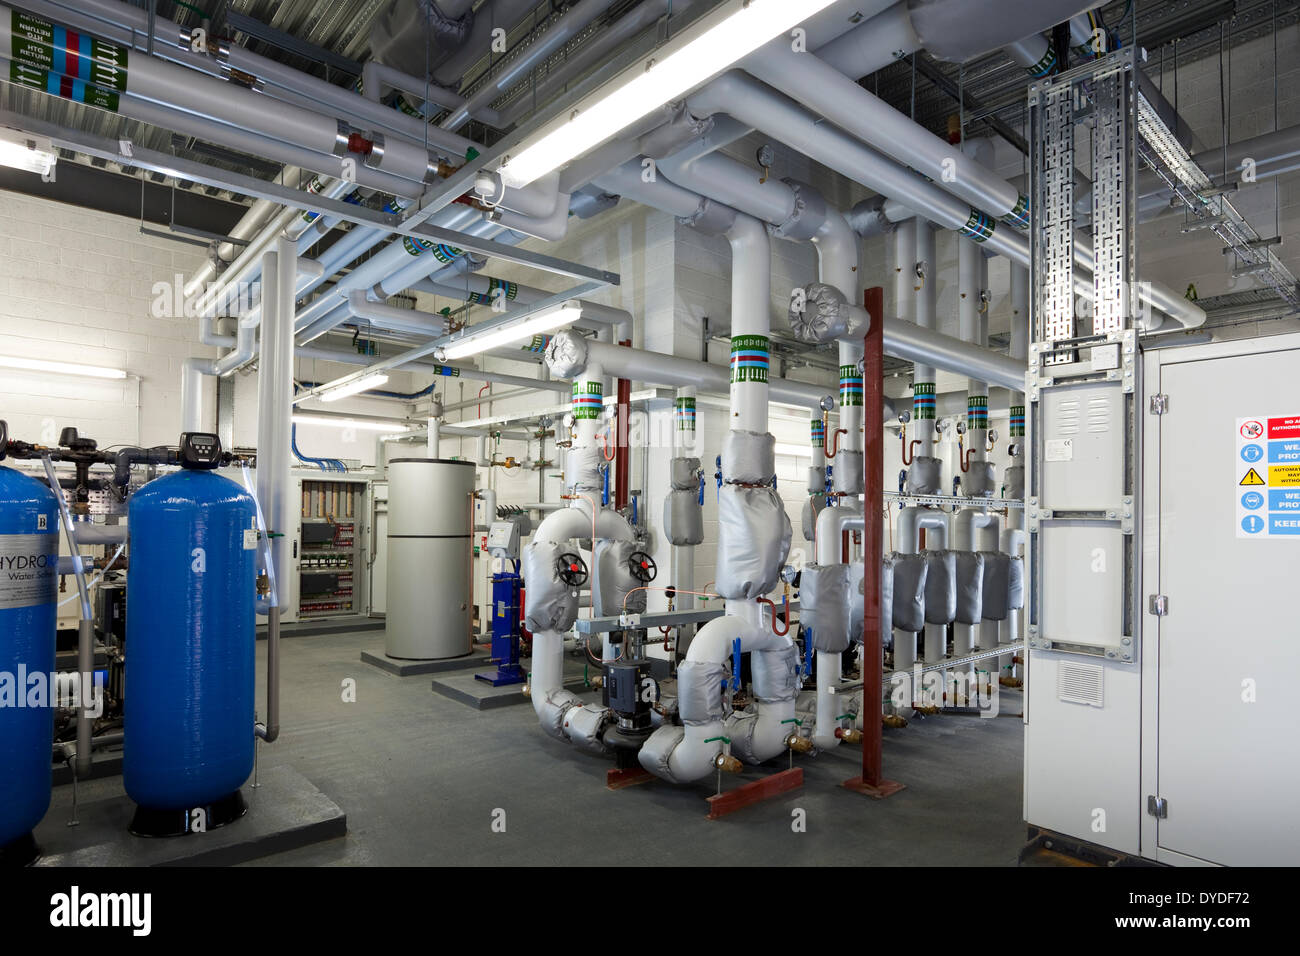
[1136,93,1300,311]
[884,492,1024,510]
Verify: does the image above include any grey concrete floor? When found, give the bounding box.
[48,630,1028,866]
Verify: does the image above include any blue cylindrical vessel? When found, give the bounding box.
[0,465,59,852]
[124,469,257,813]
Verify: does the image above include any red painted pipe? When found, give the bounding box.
[615,339,631,511]
[860,287,887,788]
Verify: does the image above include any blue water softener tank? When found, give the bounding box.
[125,433,257,836]
[0,434,59,863]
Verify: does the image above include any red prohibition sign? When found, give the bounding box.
[1241,420,1264,440]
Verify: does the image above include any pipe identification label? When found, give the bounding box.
[1236,416,1300,537]
[0,533,59,610]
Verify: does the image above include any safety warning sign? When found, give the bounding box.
[1236,416,1300,538]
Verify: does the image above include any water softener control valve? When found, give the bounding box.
[179,432,223,470]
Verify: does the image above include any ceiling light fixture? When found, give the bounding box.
[317,372,390,402]
[0,127,58,177]
[438,304,582,361]
[497,0,838,190]
[0,356,126,379]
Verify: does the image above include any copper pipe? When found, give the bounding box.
[826,427,849,459]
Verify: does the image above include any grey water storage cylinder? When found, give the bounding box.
[384,459,475,660]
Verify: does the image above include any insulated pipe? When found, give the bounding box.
[1000,263,1030,675]
[725,214,771,434]
[912,221,938,457]
[642,606,796,783]
[361,60,496,126]
[746,44,1021,218]
[812,1,921,78]
[0,13,436,187]
[815,211,863,490]
[296,342,568,393]
[33,0,478,158]
[557,336,834,412]
[952,507,1001,683]
[180,359,206,434]
[187,168,303,297]
[487,193,572,241]
[958,232,991,473]
[439,0,620,132]
[683,72,1204,328]
[347,291,449,337]
[813,503,864,751]
[527,497,634,745]
[894,506,949,670]
[673,385,697,648]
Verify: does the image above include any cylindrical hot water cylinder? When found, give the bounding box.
[124,440,257,836]
[0,460,59,864]
[385,458,475,660]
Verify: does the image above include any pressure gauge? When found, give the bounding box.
[755,143,775,169]
[897,410,912,424]
[820,394,835,412]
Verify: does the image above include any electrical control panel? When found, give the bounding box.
[285,475,370,622]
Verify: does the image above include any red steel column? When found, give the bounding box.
[614,339,632,510]
[844,286,904,799]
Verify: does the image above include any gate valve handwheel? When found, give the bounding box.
[556,552,588,587]
[628,551,656,583]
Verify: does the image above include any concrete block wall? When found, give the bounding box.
[0,192,212,448]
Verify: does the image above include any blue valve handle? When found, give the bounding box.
[602,464,610,507]
[731,637,742,691]
[631,494,638,526]
[803,633,814,677]
[698,473,706,506]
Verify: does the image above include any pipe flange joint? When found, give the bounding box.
[332,121,352,158]
[678,197,736,237]
[771,178,826,241]
[363,133,386,170]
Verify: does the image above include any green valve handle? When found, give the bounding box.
[704,736,731,745]
[780,718,803,727]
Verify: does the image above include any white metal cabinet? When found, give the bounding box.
[1146,336,1300,866]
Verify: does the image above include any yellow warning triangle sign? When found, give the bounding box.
[1240,467,1266,486]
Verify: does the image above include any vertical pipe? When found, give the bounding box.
[725,216,771,434]
[914,221,945,665]
[253,239,296,742]
[891,219,917,672]
[673,387,697,654]
[953,238,987,686]
[912,221,937,458]
[181,359,206,433]
[1000,263,1030,679]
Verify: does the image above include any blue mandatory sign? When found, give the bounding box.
[1241,514,1266,535]
[1241,491,1264,510]
[1240,444,1264,463]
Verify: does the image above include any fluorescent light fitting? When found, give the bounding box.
[440,304,582,360]
[318,372,390,402]
[292,415,411,433]
[0,355,125,379]
[497,0,837,189]
[0,127,57,177]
